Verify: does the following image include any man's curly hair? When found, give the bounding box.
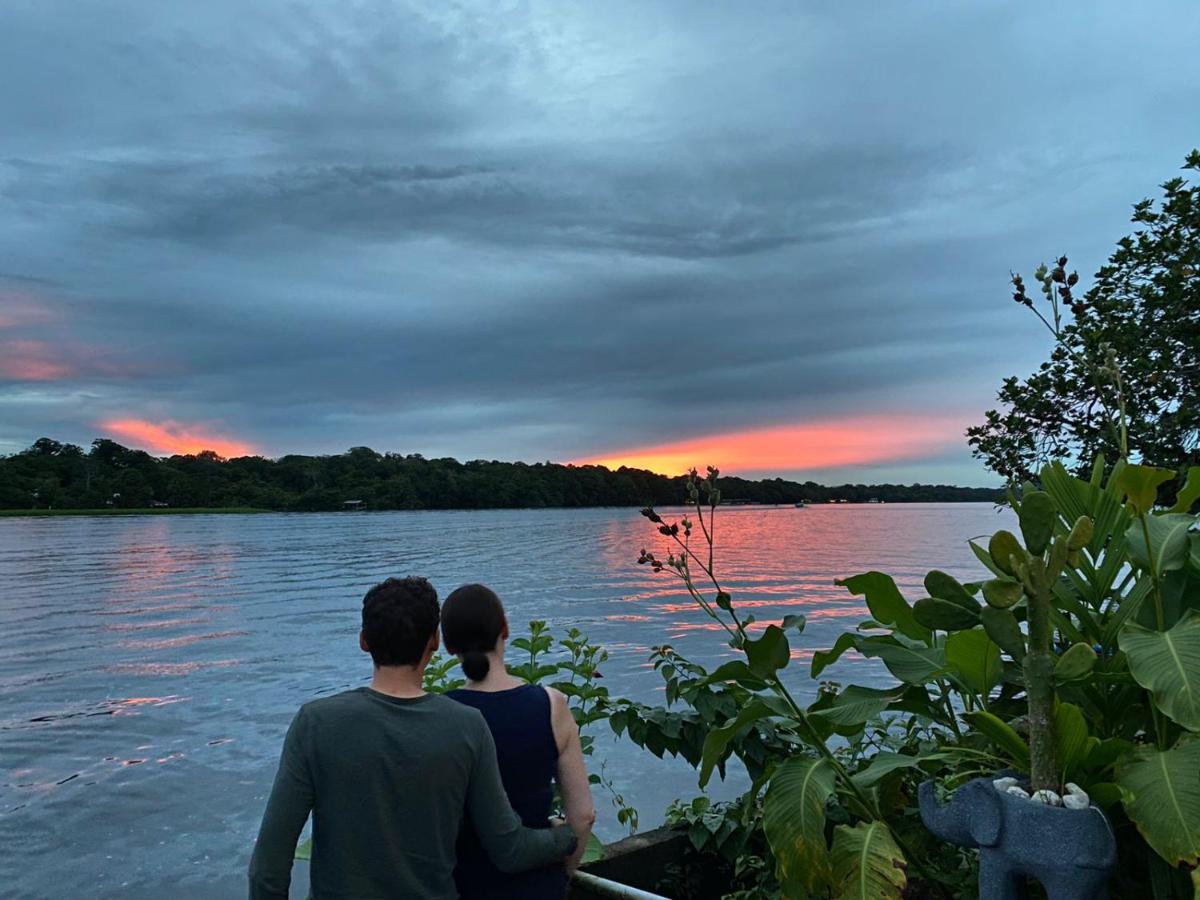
[361,576,439,667]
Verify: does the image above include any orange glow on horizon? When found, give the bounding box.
[100,418,256,458]
[575,413,967,475]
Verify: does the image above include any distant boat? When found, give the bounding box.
[794,501,808,508]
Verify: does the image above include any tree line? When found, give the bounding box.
[0,438,1001,511]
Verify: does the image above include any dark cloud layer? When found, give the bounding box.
[2,1,1197,483]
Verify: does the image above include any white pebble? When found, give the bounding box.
[1062,792,1090,810]
[1005,785,1030,799]
[1064,782,1086,796]
[1031,789,1062,806]
[993,777,1019,792]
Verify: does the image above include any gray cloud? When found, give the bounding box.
[2,0,1198,484]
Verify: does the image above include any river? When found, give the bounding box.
[0,502,1011,898]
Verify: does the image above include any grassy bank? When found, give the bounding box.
[0,507,272,517]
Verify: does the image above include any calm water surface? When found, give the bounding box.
[0,503,1011,898]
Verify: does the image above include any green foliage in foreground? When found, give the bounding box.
[0,436,1001,512]
[621,460,1200,900]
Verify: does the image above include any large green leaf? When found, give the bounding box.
[962,710,1030,769]
[698,659,769,690]
[812,632,945,685]
[1168,468,1200,514]
[830,820,907,900]
[945,628,1002,694]
[1118,465,1176,516]
[1118,740,1200,868]
[699,698,777,788]
[809,685,906,728]
[1054,702,1093,783]
[856,636,947,685]
[1119,610,1200,730]
[1126,513,1196,577]
[851,751,939,789]
[1116,464,1175,516]
[835,572,930,642]
[764,757,836,896]
[913,595,980,631]
[745,624,790,678]
[812,632,859,678]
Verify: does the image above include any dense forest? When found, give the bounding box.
[0,438,1001,511]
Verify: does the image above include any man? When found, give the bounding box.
[248,576,577,899]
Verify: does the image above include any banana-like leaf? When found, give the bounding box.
[1116,464,1176,516]
[835,572,930,642]
[1054,702,1094,783]
[1119,611,1200,730]
[1126,513,1196,577]
[851,751,941,789]
[812,632,860,679]
[809,685,907,727]
[962,710,1030,769]
[1168,467,1200,514]
[830,820,907,900]
[763,757,836,896]
[945,628,1002,694]
[856,636,947,685]
[1118,739,1200,868]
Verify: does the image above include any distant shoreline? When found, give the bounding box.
[0,500,1002,518]
[0,507,271,517]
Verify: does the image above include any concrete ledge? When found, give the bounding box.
[571,827,728,900]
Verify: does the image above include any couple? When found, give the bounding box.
[248,577,596,900]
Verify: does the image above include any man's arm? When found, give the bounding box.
[466,721,577,874]
[248,708,315,900]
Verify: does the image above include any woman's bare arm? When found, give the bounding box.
[547,687,596,872]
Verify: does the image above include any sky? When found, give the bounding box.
[1,1,1197,485]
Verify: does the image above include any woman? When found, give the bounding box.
[441,584,595,900]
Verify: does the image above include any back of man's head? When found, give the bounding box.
[361,576,439,667]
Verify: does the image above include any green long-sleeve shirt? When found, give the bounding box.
[248,688,576,899]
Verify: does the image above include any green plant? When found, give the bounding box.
[507,619,639,834]
[969,150,1200,484]
[632,457,1200,898]
[632,469,977,899]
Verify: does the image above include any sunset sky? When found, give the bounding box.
[1,2,1197,484]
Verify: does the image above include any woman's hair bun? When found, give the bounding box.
[460,650,491,681]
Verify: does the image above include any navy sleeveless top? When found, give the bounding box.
[447,684,567,899]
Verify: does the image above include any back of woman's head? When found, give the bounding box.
[440,583,507,681]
